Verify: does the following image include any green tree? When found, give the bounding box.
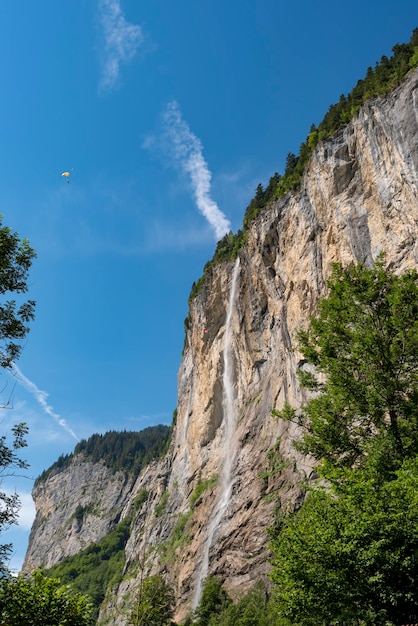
[279,257,418,479]
[193,576,231,626]
[270,259,418,624]
[0,422,29,573]
[0,569,94,626]
[186,582,290,626]
[0,215,36,368]
[128,574,175,626]
[0,215,35,572]
[270,458,418,625]
[284,152,298,177]
[205,583,287,626]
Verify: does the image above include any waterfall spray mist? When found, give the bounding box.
[193,257,240,607]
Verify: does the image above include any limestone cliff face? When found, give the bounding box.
[25,68,418,624]
[24,459,135,570]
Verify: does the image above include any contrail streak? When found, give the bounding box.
[12,364,79,441]
[162,101,231,240]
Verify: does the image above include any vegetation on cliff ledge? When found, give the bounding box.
[46,516,132,620]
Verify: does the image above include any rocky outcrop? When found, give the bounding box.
[24,459,135,570]
[24,68,418,624]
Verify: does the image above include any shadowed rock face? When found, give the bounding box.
[25,69,418,623]
[24,460,134,570]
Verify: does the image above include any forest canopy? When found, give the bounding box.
[35,425,171,485]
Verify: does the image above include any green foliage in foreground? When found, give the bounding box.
[0,214,36,368]
[270,459,418,625]
[277,257,418,477]
[270,259,418,624]
[36,425,171,485]
[183,577,290,626]
[188,28,418,303]
[127,574,175,626]
[0,423,28,574]
[192,576,231,626]
[0,569,94,626]
[47,516,131,617]
[0,214,35,573]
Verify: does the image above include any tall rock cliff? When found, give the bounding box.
[24,68,418,623]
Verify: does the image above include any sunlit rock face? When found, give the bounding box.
[25,69,418,624]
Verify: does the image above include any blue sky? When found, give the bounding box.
[0,0,416,572]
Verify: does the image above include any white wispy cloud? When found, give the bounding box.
[159,101,231,240]
[11,364,78,441]
[97,0,143,94]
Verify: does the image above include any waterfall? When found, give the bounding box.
[193,257,240,607]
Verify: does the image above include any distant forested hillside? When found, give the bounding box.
[35,425,171,485]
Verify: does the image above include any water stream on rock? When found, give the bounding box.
[193,257,240,607]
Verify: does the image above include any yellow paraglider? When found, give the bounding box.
[61,171,71,183]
